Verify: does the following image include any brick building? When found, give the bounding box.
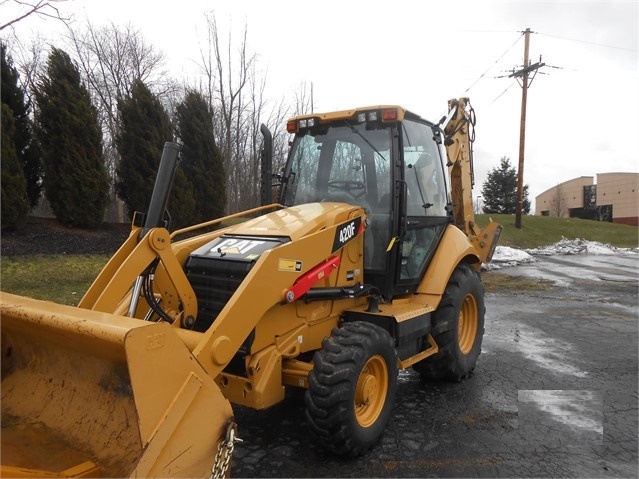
[535,172,638,226]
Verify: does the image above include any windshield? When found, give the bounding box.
[283,122,392,213]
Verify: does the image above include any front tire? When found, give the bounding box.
[413,263,485,381]
[305,321,398,456]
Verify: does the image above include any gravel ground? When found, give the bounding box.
[1,216,130,256]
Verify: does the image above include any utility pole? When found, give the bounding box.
[509,28,544,229]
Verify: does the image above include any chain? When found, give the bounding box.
[211,422,242,479]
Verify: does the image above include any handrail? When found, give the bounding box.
[169,203,284,240]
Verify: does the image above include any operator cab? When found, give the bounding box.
[280,107,451,299]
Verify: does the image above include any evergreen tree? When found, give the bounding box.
[116,79,195,228]
[1,42,42,208]
[175,90,226,223]
[1,104,29,231]
[168,168,198,229]
[33,47,109,228]
[481,157,531,214]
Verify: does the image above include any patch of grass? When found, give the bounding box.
[0,254,110,305]
[482,271,555,293]
[476,214,638,250]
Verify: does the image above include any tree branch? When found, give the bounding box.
[1,0,71,31]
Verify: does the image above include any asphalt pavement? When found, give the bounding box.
[231,252,638,478]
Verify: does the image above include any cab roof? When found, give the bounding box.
[287,105,427,124]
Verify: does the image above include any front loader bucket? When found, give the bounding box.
[0,292,234,478]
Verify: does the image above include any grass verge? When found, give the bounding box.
[476,214,638,249]
[0,254,110,305]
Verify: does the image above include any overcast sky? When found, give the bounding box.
[7,0,638,211]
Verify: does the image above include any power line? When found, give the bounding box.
[488,81,517,105]
[462,31,524,95]
[459,29,522,34]
[536,31,638,52]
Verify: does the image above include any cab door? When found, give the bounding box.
[392,118,450,296]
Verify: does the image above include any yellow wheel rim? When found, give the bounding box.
[458,293,478,354]
[354,355,388,427]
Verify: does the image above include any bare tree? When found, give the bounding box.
[5,33,47,107]
[193,14,321,213]
[474,196,483,215]
[63,21,176,220]
[240,65,295,210]
[1,0,69,31]
[293,81,314,116]
[267,100,293,188]
[594,205,612,222]
[197,12,257,213]
[3,1,73,105]
[550,183,568,217]
[67,21,171,143]
[265,80,317,197]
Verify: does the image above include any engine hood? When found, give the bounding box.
[188,202,366,264]
[224,202,365,241]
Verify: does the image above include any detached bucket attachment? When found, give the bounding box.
[0,292,233,478]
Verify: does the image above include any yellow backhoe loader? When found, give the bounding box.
[1,98,501,477]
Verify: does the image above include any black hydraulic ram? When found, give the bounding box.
[140,141,182,239]
[128,142,181,319]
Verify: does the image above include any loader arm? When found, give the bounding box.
[443,98,502,263]
[192,205,367,379]
[78,226,200,324]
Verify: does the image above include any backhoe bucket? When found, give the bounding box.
[0,292,234,478]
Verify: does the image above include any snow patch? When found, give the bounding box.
[484,237,637,270]
[525,237,637,256]
[484,246,533,270]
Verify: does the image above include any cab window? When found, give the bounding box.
[398,119,448,285]
[401,119,448,217]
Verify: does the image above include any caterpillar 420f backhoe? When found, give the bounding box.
[1,98,501,477]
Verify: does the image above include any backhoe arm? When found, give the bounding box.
[444,98,502,263]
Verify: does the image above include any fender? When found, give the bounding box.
[415,224,481,307]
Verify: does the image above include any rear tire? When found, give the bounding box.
[413,263,485,381]
[305,321,398,456]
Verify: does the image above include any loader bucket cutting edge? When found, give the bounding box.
[0,292,234,478]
